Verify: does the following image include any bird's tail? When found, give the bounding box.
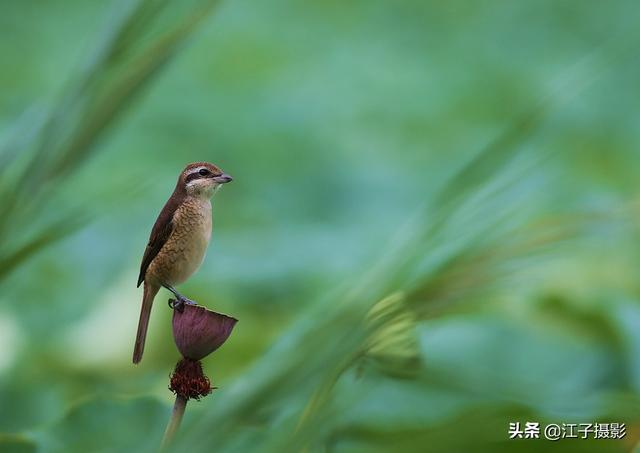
[133,282,159,364]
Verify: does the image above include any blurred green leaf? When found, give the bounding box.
[0,434,37,453]
[34,397,167,453]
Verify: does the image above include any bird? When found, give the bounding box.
[133,161,233,364]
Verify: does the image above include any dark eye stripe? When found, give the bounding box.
[185,172,204,183]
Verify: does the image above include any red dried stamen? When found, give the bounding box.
[168,358,215,400]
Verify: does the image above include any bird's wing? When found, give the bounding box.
[137,193,182,287]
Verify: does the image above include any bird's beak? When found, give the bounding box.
[213,173,233,184]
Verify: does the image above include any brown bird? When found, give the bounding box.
[133,162,233,364]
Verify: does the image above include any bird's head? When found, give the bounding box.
[179,162,233,198]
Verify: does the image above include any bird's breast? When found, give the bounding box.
[150,197,212,285]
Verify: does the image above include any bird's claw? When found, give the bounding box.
[168,298,181,312]
[168,296,196,313]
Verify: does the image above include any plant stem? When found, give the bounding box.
[161,395,187,450]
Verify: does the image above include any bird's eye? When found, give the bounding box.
[198,168,210,176]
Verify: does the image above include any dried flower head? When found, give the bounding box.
[172,303,238,360]
[162,302,238,448]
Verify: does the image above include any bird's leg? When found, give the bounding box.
[164,285,196,311]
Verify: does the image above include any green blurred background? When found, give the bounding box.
[1,1,640,452]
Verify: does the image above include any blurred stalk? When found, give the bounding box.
[0,0,220,283]
[161,395,187,451]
